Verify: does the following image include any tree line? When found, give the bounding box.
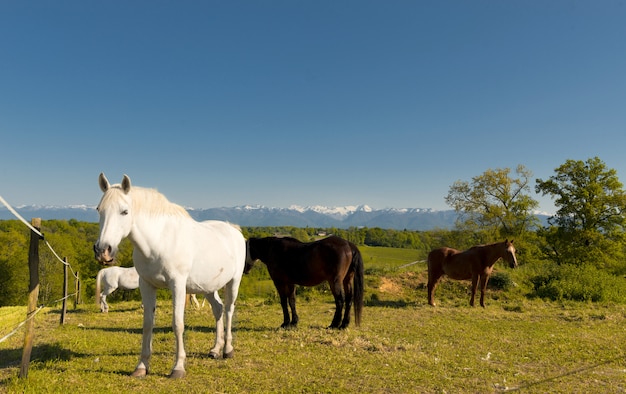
[1,156,625,306]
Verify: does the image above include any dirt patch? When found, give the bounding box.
[379,277,403,295]
[378,272,427,294]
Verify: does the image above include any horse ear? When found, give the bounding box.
[121,175,132,194]
[99,173,110,192]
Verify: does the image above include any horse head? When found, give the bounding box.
[94,173,133,265]
[503,239,518,268]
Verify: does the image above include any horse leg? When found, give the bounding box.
[222,277,241,358]
[329,279,345,329]
[167,283,187,379]
[427,273,442,307]
[101,294,108,313]
[191,294,200,309]
[206,291,225,358]
[340,276,354,329]
[470,274,479,307]
[101,286,115,312]
[479,274,489,308]
[132,280,156,378]
[287,284,299,327]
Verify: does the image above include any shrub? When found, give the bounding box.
[529,263,626,303]
[488,271,514,291]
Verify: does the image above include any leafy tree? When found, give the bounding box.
[535,157,626,272]
[445,165,540,241]
[0,221,29,306]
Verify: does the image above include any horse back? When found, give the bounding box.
[269,236,353,286]
[429,247,475,280]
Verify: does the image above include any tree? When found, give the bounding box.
[0,221,29,306]
[535,157,626,271]
[445,165,540,241]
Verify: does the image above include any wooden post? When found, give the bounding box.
[74,271,80,309]
[19,218,41,379]
[61,257,68,325]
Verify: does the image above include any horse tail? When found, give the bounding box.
[351,244,364,327]
[95,268,103,306]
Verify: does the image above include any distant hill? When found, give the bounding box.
[0,204,549,231]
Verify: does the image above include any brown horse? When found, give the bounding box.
[245,235,364,329]
[427,240,517,307]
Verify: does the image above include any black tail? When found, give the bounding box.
[351,244,364,327]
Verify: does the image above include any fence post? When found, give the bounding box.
[19,218,41,379]
[61,257,68,325]
[74,271,80,309]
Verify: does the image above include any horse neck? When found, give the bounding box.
[481,243,506,266]
[127,213,176,258]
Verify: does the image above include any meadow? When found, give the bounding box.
[1,246,625,393]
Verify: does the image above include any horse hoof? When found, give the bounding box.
[208,351,220,359]
[223,350,234,359]
[130,368,147,378]
[168,369,186,379]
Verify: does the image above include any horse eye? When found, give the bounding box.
[121,209,129,216]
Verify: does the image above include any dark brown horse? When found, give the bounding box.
[427,240,517,307]
[245,235,364,329]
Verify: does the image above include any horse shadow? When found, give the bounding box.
[84,325,171,335]
[365,296,417,308]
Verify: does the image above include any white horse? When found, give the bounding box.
[93,173,246,379]
[96,266,200,312]
[95,266,139,312]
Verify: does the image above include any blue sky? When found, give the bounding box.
[1,1,625,214]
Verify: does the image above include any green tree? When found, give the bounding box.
[535,157,626,272]
[445,165,540,241]
[0,221,29,306]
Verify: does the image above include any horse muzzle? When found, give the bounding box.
[93,243,115,265]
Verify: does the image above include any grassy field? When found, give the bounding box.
[1,247,625,393]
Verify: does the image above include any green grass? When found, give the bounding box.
[2,298,625,393]
[1,246,626,393]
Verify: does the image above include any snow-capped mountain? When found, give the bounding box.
[0,204,551,230]
[184,205,458,230]
[0,204,459,230]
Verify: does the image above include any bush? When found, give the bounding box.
[488,271,514,291]
[529,263,626,303]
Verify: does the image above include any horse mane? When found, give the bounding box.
[278,236,303,244]
[469,240,508,250]
[131,187,191,218]
[100,184,190,218]
[228,223,242,232]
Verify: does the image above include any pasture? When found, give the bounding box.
[1,246,625,393]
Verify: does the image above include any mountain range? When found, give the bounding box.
[0,204,462,230]
[0,204,551,230]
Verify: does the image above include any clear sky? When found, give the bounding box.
[1,1,625,214]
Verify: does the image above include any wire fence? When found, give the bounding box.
[0,195,81,344]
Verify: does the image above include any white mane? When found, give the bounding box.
[99,184,191,218]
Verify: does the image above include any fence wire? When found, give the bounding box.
[0,195,82,341]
